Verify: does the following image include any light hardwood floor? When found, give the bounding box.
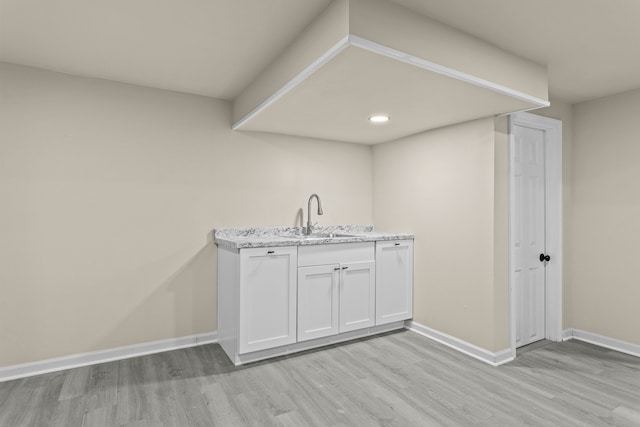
[1,330,639,426]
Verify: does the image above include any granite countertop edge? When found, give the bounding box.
[213,225,414,249]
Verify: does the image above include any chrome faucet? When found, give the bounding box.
[305,194,323,235]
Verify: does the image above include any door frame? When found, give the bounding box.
[508,111,563,356]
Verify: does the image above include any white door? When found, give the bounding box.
[512,124,547,348]
[239,246,297,354]
[375,240,413,325]
[339,261,375,333]
[297,264,340,341]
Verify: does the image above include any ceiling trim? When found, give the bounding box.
[232,33,549,131]
[348,35,550,108]
[231,35,351,130]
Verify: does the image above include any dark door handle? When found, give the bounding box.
[539,253,550,262]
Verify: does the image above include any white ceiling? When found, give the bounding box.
[238,45,538,144]
[0,0,332,99]
[393,0,640,103]
[1,0,640,104]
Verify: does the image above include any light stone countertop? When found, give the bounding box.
[214,225,414,249]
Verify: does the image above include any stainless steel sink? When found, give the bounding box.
[283,232,357,240]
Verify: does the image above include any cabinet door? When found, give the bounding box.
[239,246,297,354]
[297,264,339,342]
[375,240,413,325]
[339,261,375,333]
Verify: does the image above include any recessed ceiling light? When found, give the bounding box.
[368,115,390,123]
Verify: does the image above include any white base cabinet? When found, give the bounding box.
[375,240,414,325]
[239,246,297,353]
[339,260,375,333]
[297,264,339,341]
[218,239,412,365]
[298,243,375,341]
[218,245,297,363]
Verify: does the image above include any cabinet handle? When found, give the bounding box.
[267,250,275,254]
[342,266,348,270]
[334,267,340,271]
[394,242,400,246]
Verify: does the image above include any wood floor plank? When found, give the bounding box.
[1,330,639,427]
[234,390,280,427]
[167,377,215,427]
[28,372,67,427]
[82,361,119,412]
[48,395,87,427]
[201,381,246,427]
[120,419,154,427]
[57,365,91,400]
[0,377,46,427]
[275,409,314,427]
[82,404,117,427]
[613,405,640,425]
[0,378,19,412]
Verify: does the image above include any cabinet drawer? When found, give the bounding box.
[298,242,374,267]
[240,246,297,258]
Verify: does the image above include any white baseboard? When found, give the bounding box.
[562,328,574,341]
[0,332,217,383]
[562,328,640,358]
[405,321,514,367]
